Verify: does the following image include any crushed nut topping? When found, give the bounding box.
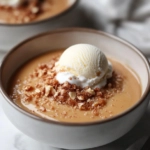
[0,0,52,24]
[69,92,76,100]
[11,55,124,114]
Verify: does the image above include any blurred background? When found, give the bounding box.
[1,0,150,58]
[68,0,150,57]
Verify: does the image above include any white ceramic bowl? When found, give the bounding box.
[0,0,77,51]
[0,28,150,149]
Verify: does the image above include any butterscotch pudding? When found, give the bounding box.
[9,44,141,122]
[0,0,72,24]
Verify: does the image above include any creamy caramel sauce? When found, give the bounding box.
[0,0,72,24]
[35,0,72,22]
[9,50,141,123]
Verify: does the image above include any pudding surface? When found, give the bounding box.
[9,50,141,122]
[0,0,72,24]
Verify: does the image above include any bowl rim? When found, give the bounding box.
[0,0,78,27]
[0,27,150,126]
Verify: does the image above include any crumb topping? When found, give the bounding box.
[0,0,52,23]
[11,55,124,117]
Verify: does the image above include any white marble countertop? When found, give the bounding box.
[1,0,150,149]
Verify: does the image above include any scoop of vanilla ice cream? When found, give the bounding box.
[56,44,108,78]
[55,44,113,88]
[0,0,25,7]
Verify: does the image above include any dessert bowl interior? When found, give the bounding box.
[0,28,150,149]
